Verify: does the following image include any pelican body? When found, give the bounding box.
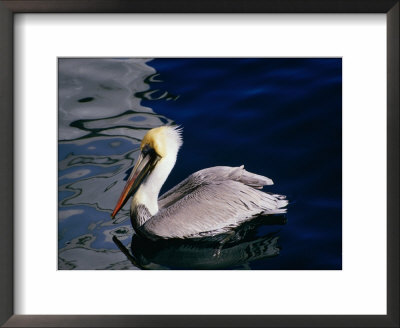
[111,126,288,240]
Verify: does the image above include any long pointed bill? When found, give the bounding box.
[111,151,159,219]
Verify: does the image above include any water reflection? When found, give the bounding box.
[113,215,287,270]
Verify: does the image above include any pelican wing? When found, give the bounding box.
[144,166,287,239]
[158,165,273,209]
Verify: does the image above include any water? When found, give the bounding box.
[58,58,342,270]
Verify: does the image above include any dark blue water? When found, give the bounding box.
[58,58,341,270]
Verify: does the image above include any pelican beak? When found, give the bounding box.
[111,146,160,218]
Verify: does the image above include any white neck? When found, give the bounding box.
[131,153,177,216]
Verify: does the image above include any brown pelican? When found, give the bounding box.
[111,126,288,240]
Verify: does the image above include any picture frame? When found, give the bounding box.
[0,0,398,327]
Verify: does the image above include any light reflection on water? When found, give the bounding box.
[58,58,175,270]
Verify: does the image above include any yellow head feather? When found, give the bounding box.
[141,126,182,157]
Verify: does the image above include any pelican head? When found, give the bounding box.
[111,125,182,218]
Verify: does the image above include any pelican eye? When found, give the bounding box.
[142,144,161,160]
[142,144,154,155]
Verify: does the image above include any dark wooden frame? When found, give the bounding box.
[0,1,398,327]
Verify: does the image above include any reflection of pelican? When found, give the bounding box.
[111,126,288,240]
[113,215,287,270]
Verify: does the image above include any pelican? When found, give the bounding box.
[111,126,288,240]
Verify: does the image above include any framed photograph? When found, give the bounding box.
[1,1,398,327]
